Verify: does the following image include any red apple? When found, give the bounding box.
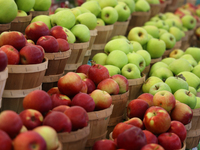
[57,72,83,98]
[83,78,96,94]
[43,111,72,133]
[157,132,182,150]
[47,87,61,96]
[111,74,129,94]
[143,106,171,135]
[142,130,158,144]
[92,139,117,150]
[0,110,23,139]
[90,89,112,110]
[51,93,71,108]
[19,45,44,64]
[35,45,45,56]
[52,105,70,113]
[25,21,50,43]
[124,117,144,129]
[19,109,43,130]
[153,90,176,113]
[170,102,193,125]
[64,106,89,131]
[71,92,95,112]
[127,99,149,120]
[0,45,20,64]
[141,143,165,150]
[50,25,68,40]
[80,80,88,93]
[13,131,47,150]
[137,93,154,107]
[0,130,12,150]
[23,90,53,114]
[97,78,119,95]
[56,38,70,52]
[0,31,27,50]
[88,63,110,85]
[76,64,91,76]
[0,50,8,71]
[117,126,147,150]
[36,35,59,53]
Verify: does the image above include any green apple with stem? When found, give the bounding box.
[33,0,52,11]
[17,10,27,17]
[180,54,197,67]
[135,0,150,12]
[70,24,90,42]
[121,63,141,79]
[149,82,172,96]
[96,18,105,26]
[189,86,197,96]
[104,65,121,76]
[169,26,183,42]
[118,0,135,13]
[142,76,163,93]
[184,47,200,63]
[114,2,131,22]
[136,50,151,66]
[149,61,169,76]
[15,0,35,12]
[150,67,173,82]
[81,1,101,17]
[130,41,143,52]
[100,6,118,25]
[31,15,52,30]
[161,57,175,66]
[181,15,196,30]
[192,64,200,78]
[143,25,160,39]
[92,53,108,65]
[169,49,184,59]
[159,32,176,50]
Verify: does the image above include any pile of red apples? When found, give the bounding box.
[0,21,70,65]
[92,91,192,150]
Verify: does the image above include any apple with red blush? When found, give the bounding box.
[124,117,144,129]
[80,80,88,93]
[56,38,70,52]
[0,50,8,71]
[52,105,70,113]
[76,72,88,80]
[137,93,154,107]
[92,139,117,150]
[51,93,71,108]
[50,25,68,40]
[83,78,96,94]
[76,64,91,76]
[140,143,165,150]
[47,87,61,96]
[111,74,129,94]
[0,130,12,150]
[143,130,158,144]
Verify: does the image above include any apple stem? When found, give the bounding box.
[186,91,190,95]
[176,74,186,81]
[90,60,96,66]
[155,85,159,90]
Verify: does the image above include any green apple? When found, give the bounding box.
[172,18,183,29]
[104,65,121,76]
[178,71,200,90]
[189,86,197,96]
[161,57,175,65]
[180,54,197,67]
[81,1,101,17]
[165,75,189,94]
[143,25,160,39]
[194,96,200,109]
[76,12,97,30]
[181,15,197,30]
[150,16,160,22]
[31,15,52,30]
[164,19,175,28]
[105,50,128,69]
[70,24,90,42]
[127,52,146,72]
[135,0,150,12]
[114,2,131,22]
[17,10,28,16]
[33,0,51,11]
[121,63,141,79]
[149,82,172,96]
[144,21,157,26]
[129,41,143,52]
[76,6,90,14]
[98,0,118,8]
[155,20,169,31]
[136,50,151,66]
[128,27,149,45]
[0,0,18,24]
[169,49,184,59]
[155,13,167,20]
[150,67,173,82]
[100,6,118,25]
[15,0,35,12]
[63,27,76,43]
[51,9,76,29]
[96,18,105,26]
[174,89,197,109]
[159,32,176,50]
[54,8,69,13]
[158,29,168,38]
[169,26,183,42]
[149,61,169,76]
[146,0,160,4]
[70,8,82,18]
[192,64,200,78]
[111,35,127,40]
[92,52,108,65]
[184,47,200,62]
[142,76,163,93]
[104,39,133,54]
[146,38,166,59]
[168,58,193,75]
[118,0,135,13]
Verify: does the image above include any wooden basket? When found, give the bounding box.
[90,25,114,59]
[1,58,48,113]
[142,65,150,79]
[0,68,8,108]
[58,124,90,150]
[29,10,49,19]
[180,34,189,51]
[186,108,200,149]
[160,2,167,13]
[57,141,63,150]
[0,23,11,34]
[64,42,89,73]
[172,40,182,50]
[85,105,114,149]
[10,13,32,34]
[165,0,179,12]
[150,57,162,68]
[83,29,98,64]
[42,50,71,92]
[149,4,161,18]
[107,91,129,138]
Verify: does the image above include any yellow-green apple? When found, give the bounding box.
[71,92,95,112]
[143,106,171,135]
[141,143,164,150]
[0,130,12,150]
[159,32,176,50]
[23,90,53,114]
[118,0,135,13]
[167,121,187,143]
[81,1,101,17]
[130,41,143,52]
[104,65,121,76]
[121,63,141,79]
[0,110,23,139]
[192,64,200,79]
[16,10,27,16]
[43,111,72,133]
[13,131,47,150]
[124,117,144,129]
[51,93,71,108]
[56,38,70,52]
[98,0,118,8]
[143,25,160,39]
[92,53,108,66]
[128,27,149,46]
[47,87,61,96]
[195,26,200,40]
[185,47,200,63]
[169,49,184,59]
[168,26,183,42]
[83,78,96,94]
[33,0,51,11]
[31,15,52,30]
[26,39,35,45]
[61,27,76,43]
[25,21,50,43]
[194,97,200,109]
[180,54,197,67]
[149,82,172,95]
[88,63,110,85]
[92,139,117,150]
[100,6,118,25]
[52,105,70,113]
[64,106,89,131]
[189,86,197,96]
[135,0,150,12]
[137,93,154,106]
[19,45,44,64]
[153,90,176,113]
[76,64,91,76]
[33,126,59,150]
[89,89,112,110]
[136,50,151,67]
[142,130,158,144]
[170,102,193,125]
[110,35,128,40]
[117,126,147,150]
[76,6,90,14]
[156,20,169,31]
[149,62,169,76]
[50,25,69,41]
[0,50,7,71]
[114,2,131,22]
[70,7,81,18]
[181,15,196,30]
[161,57,175,66]
[96,18,105,26]
[142,76,163,93]
[157,132,182,150]
[165,75,189,94]
[150,67,173,82]
[158,29,168,38]
[169,58,193,75]
[76,73,87,80]
[0,45,20,65]
[127,99,149,120]
[19,109,43,130]
[57,72,83,98]
[111,74,129,94]
[70,24,90,42]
